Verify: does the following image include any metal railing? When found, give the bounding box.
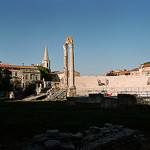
[118,91,150,98]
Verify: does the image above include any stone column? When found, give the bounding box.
[68,42,76,97]
[63,44,68,87]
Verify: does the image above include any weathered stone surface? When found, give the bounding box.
[22,144,45,150]
[84,134,98,142]
[74,75,150,97]
[89,126,101,133]
[44,140,61,149]
[65,36,73,44]
[63,36,76,97]
[72,132,83,139]
[33,134,49,142]
[59,132,73,138]
[60,143,75,150]
[59,133,74,143]
[138,134,146,141]
[46,129,60,137]
[25,124,145,150]
[104,123,113,127]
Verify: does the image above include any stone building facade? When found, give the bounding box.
[0,44,52,88]
[130,68,139,76]
[140,64,150,75]
[0,63,41,88]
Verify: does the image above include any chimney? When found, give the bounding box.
[0,61,2,64]
[31,64,34,67]
[22,63,24,66]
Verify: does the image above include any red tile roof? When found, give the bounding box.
[50,72,54,75]
[143,64,150,68]
[0,64,38,69]
[53,71,64,74]
[119,70,131,75]
[131,68,139,71]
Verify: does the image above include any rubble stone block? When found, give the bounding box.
[44,140,61,149]
[33,134,49,143]
[46,129,60,137]
[89,94,104,103]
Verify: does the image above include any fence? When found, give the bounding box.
[118,91,150,98]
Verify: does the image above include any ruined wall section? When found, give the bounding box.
[75,75,150,96]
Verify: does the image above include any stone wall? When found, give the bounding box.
[75,75,150,96]
[89,94,137,109]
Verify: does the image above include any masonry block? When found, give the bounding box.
[89,94,104,103]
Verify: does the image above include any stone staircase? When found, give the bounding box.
[23,86,67,101]
[47,88,67,100]
[22,92,49,101]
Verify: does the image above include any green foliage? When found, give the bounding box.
[143,61,150,65]
[22,82,36,97]
[10,79,21,91]
[36,66,52,81]
[0,68,12,91]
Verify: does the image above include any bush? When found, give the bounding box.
[22,82,36,97]
[0,68,12,92]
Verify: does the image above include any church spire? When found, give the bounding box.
[42,44,51,71]
[44,44,49,60]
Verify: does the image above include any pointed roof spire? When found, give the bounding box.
[44,44,49,60]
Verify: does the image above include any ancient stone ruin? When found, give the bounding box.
[63,36,76,97]
[23,123,145,150]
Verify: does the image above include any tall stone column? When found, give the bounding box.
[68,42,76,97]
[63,44,68,88]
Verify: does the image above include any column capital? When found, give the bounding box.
[63,44,68,49]
[68,42,73,47]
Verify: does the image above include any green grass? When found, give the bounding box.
[0,101,150,149]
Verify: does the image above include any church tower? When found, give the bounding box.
[42,44,51,71]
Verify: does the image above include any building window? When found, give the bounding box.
[30,74,33,80]
[47,63,48,68]
[25,74,28,80]
[15,72,17,76]
[36,75,38,80]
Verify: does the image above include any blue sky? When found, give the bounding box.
[0,0,150,75]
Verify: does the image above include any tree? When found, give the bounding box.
[22,81,36,97]
[0,68,12,92]
[143,61,150,65]
[0,68,2,86]
[10,79,21,91]
[36,66,53,81]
